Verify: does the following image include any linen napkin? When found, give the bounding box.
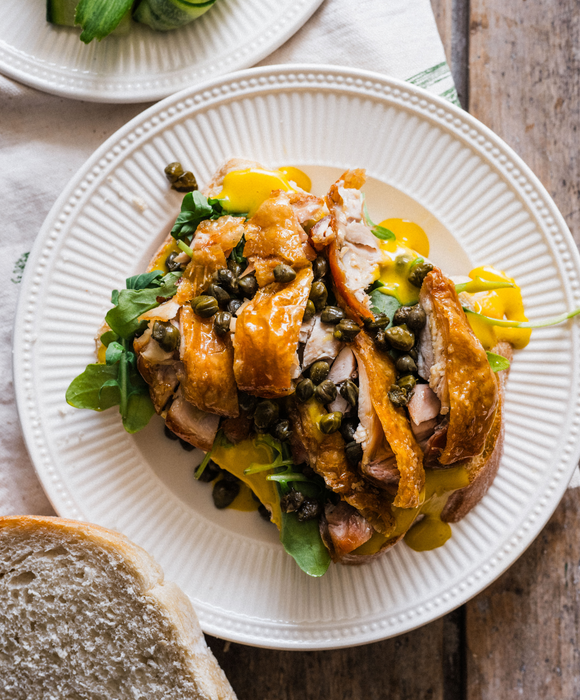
[1,0,566,517]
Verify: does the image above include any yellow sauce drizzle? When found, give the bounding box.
[149,238,180,274]
[211,438,282,528]
[375,240,421,306]
[464,266,531,349]
[351,465,470,555]
[217,166,310,217]
[379,218,430,257]
[227,482,259,512]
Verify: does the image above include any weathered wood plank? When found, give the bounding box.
[467,0,580,696]
[207,618,450,700]
[431,0,469,108]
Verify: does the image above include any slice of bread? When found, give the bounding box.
[0,516,236,700]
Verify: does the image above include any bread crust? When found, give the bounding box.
[0,515,236,700]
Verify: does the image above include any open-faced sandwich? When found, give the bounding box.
[67,159,579,576]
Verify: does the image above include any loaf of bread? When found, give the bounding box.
[0,516,236,700]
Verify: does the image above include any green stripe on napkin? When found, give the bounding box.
[407,61,460,107]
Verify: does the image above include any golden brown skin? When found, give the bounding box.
[353,332,425,509]
[233,267,313,398]
[179,305,239,417]
[174,216,245,305]
[244,193,311,287]
[289,399,395,535]
[441,341,512,522]
[420,269,499,465]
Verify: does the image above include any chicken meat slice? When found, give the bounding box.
[418,268,499,466]
[165,386,220,452]
[320,502,373,562]
[302,315,343,369]
[133,327,180,414]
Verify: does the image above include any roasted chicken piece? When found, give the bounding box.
[418,268,499,466]
[289,399,395,536]
[320,502,373,562]
[179,305,239,417]
[164,387,220,452]
[325,170,382,323]
[353,332,424,509]
[233,267,313,398]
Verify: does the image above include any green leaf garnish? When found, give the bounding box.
[171,191,226,241]
[456,278,514,294]
[370,289,401,326]
[75,0,133,43]
[371,225,396,241]
[177,240,194,257]
[230,234,247,265]
[486,351,511,372]
[464,307,580,329]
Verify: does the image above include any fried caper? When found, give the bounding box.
[195,459,222,483]
[397,374,417,392]
[227,298,243,315]
[393,304,426,331]
[179,438,196,452]
[152,320,180,352]
[373,329,390,352]
[395,254,414,269]
[238,273,258,299]
[205,283,230,304]
[340,379,359,407]
[273,264,296,283]
[280,489,305,513]
[258,504,272,521]
[321,306,345,325]
[364,313,390,331]
[238,391,258,414]
[409,347,419,361]
[333,319,361,342]
[254,400,279,432]
[315,380,338,404]
[164,162,184,183]
[340,418,358,443]
[213,311,232,336]
[319,411,343,434]
[173,171,198,193]
[388,384,409,407]
[396,354,418,374]
[297,498,322,522]
[309,280,328,311]
[408,261,434,288]
[296,378,315,402]
[384,324,415,352]
[212,479,240,509]
[345,441,363,467]
[310,360,330,385]
[227,259,243,278]
[312,256,328,280]
[192,296,219,318]
[303,300,316,323]
[216,268,238,293]
[164,425,179,441]
[166,251,186,272]
[273,419,292,442]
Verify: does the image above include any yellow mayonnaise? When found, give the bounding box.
[217,166,311,217]
[463,266,530,349]
[352,465,470,555]
[379,218,430,257]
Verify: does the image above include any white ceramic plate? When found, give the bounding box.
[0,0,323,103]
[14,65,580,650]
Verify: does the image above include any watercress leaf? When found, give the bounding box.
[486,351,511,372]
[126,271,163,290]
[279,509,331,577]
[171,191,215,240]
[111,290,119,306]
[230,234,247,265]
[75,0,133,43]
[372,225,396,241]
[369,289,401,326]
[100,330,119,348]
[105,272,181,338]
[98,377,120,400]
[105,341,124,365]
[66,364,121,411]
[121,392,155,434]
[410,257,424,270]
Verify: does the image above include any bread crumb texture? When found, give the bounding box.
[0,516,236,700]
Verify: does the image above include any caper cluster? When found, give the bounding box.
[152,320,180,353]
[237,392,293,444]
[164,162,198,193]
[189,257,260,337]
[280,488,322,522]
[164,425,196,452]
[193,458,242,509]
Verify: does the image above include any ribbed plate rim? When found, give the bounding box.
[0,0,324,103]
[13,64,580,649]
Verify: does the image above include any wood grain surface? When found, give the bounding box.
[205,1,580,697]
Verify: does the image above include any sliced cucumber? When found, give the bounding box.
[133,0,216,31]
[47,0,78,26]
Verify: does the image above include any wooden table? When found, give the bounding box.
[206,1,580,697]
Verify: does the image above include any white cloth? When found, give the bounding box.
[2,0,567,518]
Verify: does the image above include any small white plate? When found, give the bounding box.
[14,65,580,649]
[0,0,323,103]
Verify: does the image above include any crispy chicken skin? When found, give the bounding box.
[244,192,313,287]
[179,305,239,417]
[353,332,425,509]
[289,399,395,536]
[233,267,314,398]
[419,268,499,466]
